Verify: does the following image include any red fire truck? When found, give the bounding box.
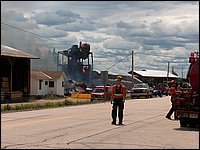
[174,51,199,127]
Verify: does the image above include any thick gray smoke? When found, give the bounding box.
[1,25,94,85]
[1,25,58,71]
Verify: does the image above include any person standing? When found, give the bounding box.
[111,75,126,125]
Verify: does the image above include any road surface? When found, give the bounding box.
[1,96,199,149]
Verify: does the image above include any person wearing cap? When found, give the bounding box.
[166,80,178,120]
[111,75,126,125]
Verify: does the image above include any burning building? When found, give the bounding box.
[57,42,93,85]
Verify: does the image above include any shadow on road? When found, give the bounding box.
[174,126,199,132]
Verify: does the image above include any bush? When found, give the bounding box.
[64,100,74,105]
[3,104,12,111]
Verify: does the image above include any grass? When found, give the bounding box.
[42,94,65,100]
[1,99,92,113]
[1,95,131,113]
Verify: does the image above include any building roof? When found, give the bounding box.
[94,69,142,83]
[43,71,67,80]
[31,71,52,80]
[132,69,179,78]
[31,70,68,80]
[1,44,39,59]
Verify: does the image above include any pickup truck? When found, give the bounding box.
[131,83,153,99]
[90,86,112,102]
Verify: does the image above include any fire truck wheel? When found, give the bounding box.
[188,119,197,127]
[180,118,187,127]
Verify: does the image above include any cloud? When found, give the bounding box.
[35,26,68,38]
[103,37,136,52]
[1,1,199,78]
[33,10,81,26]
[1,10,39,30]
[1,10,27,22]
[55,19,97,32]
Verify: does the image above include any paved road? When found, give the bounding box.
[1,96,199,149]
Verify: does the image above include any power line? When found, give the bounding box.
[99,51,189,71]
[2,21,190,73]
[1,22,70,46]
[106,53,132,70]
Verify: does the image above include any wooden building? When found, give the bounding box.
[1,44,39,102]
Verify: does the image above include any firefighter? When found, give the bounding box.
[166,80,177,120]
[111,75,126,125]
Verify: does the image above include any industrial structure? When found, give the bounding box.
[57,42,93,85]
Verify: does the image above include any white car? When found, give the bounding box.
[131,83,153,99]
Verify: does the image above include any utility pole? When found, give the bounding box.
[132,50,134,87]
[167,62,170,82]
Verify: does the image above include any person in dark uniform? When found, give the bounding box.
[111,75,126,125]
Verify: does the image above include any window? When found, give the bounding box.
[49,81,54,87]
[62,81,64,87]
[45,81,48,85]
[39,80,42,90]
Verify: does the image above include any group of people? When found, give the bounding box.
[110,75,178,125]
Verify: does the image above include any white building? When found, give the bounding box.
[128,69,179,86]
[31,71,68,96]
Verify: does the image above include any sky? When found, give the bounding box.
[1,1,199,78]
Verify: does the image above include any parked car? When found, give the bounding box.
[64,88,74,96]
[90,86,112,102]
[131,83,153,99]
[153,89,162,97]
[86,87,93,94]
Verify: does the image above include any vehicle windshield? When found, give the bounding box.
[93,89,104,93]
[133,84,148,88]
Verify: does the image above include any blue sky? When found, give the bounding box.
[1,1,199,78]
